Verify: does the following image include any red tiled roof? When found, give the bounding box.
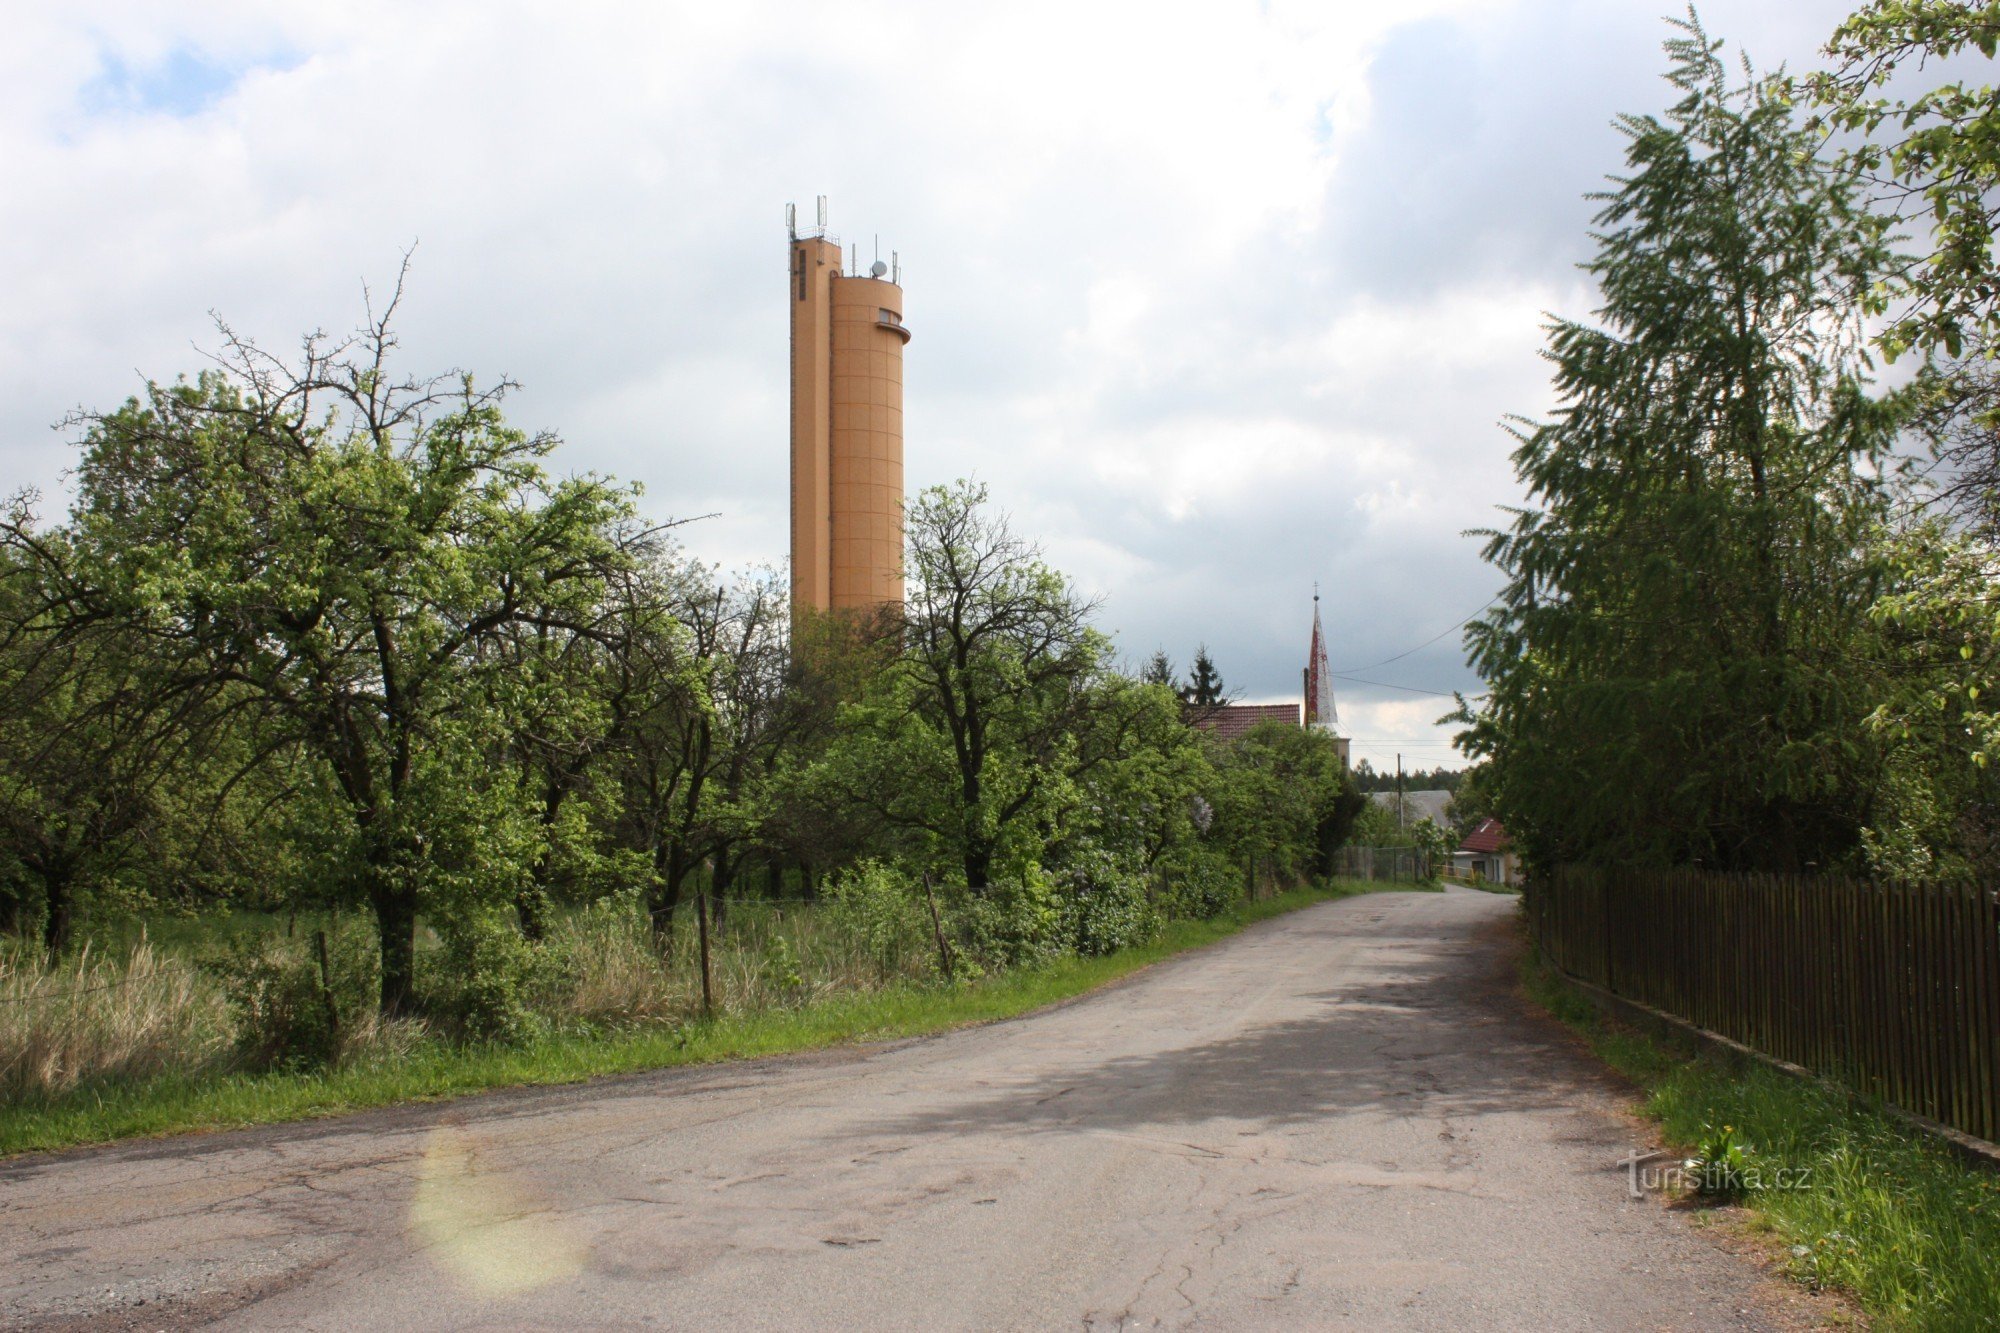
[1460,817,1510,854]
[1191,703,1300,741]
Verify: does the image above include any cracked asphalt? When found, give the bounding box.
[1,887,1836,1330]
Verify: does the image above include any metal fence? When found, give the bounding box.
[1531,865,2000,1145]
[1332,845,1432,883]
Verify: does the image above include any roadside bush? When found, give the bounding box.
[0,939,234,1099]
[951,866,1062,970]
[1049,851,1156,956]
[821,861,931,983]
[1154,847,1238,921]
[425,913,549,1045]
[220,922,380,1071]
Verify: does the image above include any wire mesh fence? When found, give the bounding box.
[1331,845,1432,883]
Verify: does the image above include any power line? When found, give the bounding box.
[1331,671,1487,700]
[1330,599,1497,675]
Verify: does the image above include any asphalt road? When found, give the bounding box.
[2,888,1836,1331]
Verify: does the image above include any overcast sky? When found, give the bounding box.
[4,1,1864,772]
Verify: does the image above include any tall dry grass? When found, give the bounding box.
[551,899,928,1027]
[0,940,235,1102]
[0,896,930,1105]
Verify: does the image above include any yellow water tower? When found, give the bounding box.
[789,199,909,620]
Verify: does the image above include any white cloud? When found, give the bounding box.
[2,0,1865,766]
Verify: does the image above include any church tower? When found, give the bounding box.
[1305,592,1351,768]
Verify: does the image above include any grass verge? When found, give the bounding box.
[1522,947,2000,1331]
[1,876,1427,1159]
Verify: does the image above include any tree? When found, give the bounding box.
[1462,17,1905,872]
[1140,648,1180,692]
[1812,1,2000,361]
[0,532,219,951]
[1180,645,1227,711]
[825,481,1104,890]
[612,560,795,942]
[1207,721,1357,891]
[35,289,638,1013]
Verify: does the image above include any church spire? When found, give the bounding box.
[1306,591,1338,730]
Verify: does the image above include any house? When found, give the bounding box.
[1453,817,1520,887]
[1190,702,1300,742]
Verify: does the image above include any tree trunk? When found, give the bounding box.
[710,850,735,928]
[647,840,686,945]
[40,862,76,959]
[516,883,550,942]
[963,842,993,893]
[366,861,419,1017]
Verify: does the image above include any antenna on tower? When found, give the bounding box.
[786,202,797,240]
[816,195,827,229]
[892,250,900,284]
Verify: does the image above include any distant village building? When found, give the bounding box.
[1304,591,1351,768]
[1191,702,1301,742]
[1454,817,1519,887]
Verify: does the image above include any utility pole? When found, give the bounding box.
[1396,753,1404,831]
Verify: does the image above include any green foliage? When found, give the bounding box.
[34,297,640,1013]
[1464,17,1907,873]
[1686,1122,1755,1198]
[1208,721,1357,887]
[1811,0,2000,361]
[940,869,1049,969]
[1347,799,1410,848]
[220,924,379,1071]
[1409,817,1454,872]
[815,480,1113,892]
[821,860,932,982]
[1045,846,1157,957]
[1152,845,1238,920]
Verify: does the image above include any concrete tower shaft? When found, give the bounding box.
[828,274,905,609]
[789,230,908,619]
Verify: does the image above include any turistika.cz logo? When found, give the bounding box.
[1616,1147,1815,1199]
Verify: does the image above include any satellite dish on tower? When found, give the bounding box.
[869,260,888,278]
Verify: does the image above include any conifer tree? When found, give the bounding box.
[1181,646,1227,710]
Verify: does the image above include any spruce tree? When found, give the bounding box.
[1181,646,1227,709]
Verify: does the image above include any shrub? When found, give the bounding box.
[425,913,548,1045]
[950,866,1061,970]
[1049,851,1156,956]
[1155,847,1238,921]
[821,861,932,983]
[220,922,381,1071]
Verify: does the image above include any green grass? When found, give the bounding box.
[1523,949,2000,1331]
[0,877,1418,1159]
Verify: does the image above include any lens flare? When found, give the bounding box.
[409,1125,585,1298]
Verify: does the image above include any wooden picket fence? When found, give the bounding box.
[1530,866,2000,1146]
